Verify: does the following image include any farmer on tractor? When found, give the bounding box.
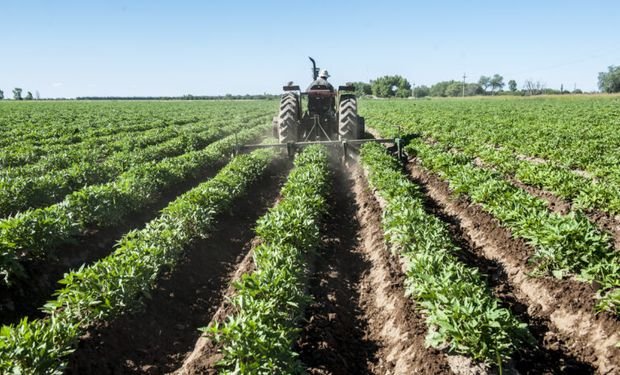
[307,69,334,92]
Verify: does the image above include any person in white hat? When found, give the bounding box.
[308,69,334,92]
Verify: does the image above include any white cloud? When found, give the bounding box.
[52,82,63,87]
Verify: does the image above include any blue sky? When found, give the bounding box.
[1,0,619,97]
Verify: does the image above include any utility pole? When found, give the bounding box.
[462,73,467,98]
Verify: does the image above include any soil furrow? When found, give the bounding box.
[63,158,289,375]
[407,160,620,374]
[297,166,378,374]
[407,163,595,374]
[173,239,258,374]
[297,164,452,375]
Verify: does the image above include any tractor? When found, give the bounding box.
[242,57,403,160]
[272,57,365,143]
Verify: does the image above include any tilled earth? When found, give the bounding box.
[59,156,620,375]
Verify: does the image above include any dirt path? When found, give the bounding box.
[297,164,452,375]
[64,159,290,375]
[407,160,620,374]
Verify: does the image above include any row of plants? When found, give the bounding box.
[457,143,620,216]
[360,142,531,368]
[0,118,211,179]
[0,107,270,172]
[0,148,276,374]
[0,118,266,217]
[0,123,270,285]
[362,97,620,182]
[391,126,620,218]
[206,145,330,374]
[0,120,178,166]
[0,101,274,166]
[407,139,620,314]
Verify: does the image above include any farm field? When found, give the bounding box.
[0,96,619,374]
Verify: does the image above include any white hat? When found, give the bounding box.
[319,69,330,78]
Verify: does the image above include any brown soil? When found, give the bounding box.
[407,160,620,374]
[296,164,452,375]
[63,158,290,375]
[0,160,227,326]
[172,238,258,374]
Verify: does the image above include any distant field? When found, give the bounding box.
[1,97,618,374]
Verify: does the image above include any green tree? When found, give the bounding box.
[490,74,504,94]
[445,82,462,97]
[0,90,4,100]
[598,65,620,93]
[430,81,453,97]
[371,75,412,98]
[413,85,430,98]
[13,88,22,100]
[478,76,491,93]
[25,91,33,100]
[508,80,517,92]
[350,81,372,97]
[465,83,484,96]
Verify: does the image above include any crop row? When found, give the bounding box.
[362,97,620,181]
[0,101,271,148]
[455,143,620,215]
[407,131,620,217]
[0,101,274,165]
[0,123,270,285]
[0,148,276,374]
[0,118,194,167]
[407,139,620,314]
[0,118,216,179]
[0,117,266,217]
[206,145,330,374]
[360,142,531,367]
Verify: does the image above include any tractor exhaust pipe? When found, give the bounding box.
[309,56,318,80]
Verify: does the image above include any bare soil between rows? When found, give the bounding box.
[296,164,451,374]
[24,145,618,374]
[173,161,453,374]
[407,159,620,374]
[0,160,228,326]
[63,158,290,375]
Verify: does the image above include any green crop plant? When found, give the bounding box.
[407,138,620,314]
[0,148,275,374]
[206,145,330,374]
[360,142,532,369]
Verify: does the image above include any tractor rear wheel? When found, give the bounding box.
[338,96,361,141]
[278,93,299,143]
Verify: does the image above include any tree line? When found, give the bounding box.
[349,74,586,99]
[348,65,620,98]
[2,66,618,100]
[0,88,41,100]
